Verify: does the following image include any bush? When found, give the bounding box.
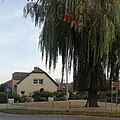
[8,92,20,103]
[52,91,66,101]
[97,92,106,102]
[19,95,27,102]
[69,92,75,100]
[59,96,66,101]
[37,97,47,101]
[32,91,52,102]
[73,91,88,100]
[0,92,7,103]
[26,97,34,102]
[32,91,66,102]
[41,91,52,98]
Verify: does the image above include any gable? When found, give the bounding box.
[15,72,58,95]
[14,67,58,87]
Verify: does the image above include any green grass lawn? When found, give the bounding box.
[0,108,120,118]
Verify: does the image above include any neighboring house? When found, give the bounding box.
[2,67,58,96]
[57,82,73,92]
[106,80,120,91]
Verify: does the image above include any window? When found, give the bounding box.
[39,79,43,84]
[21,91,25,95]
[33,79,43,85]
[33,79,38,84]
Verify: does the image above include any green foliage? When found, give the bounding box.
[0,84,8,92]
[106,92,118,103]
[69,92,75,100]
[97,92,106,102]
[74,92,88,100]
[36,97,47,101]
[15,95,34,103]
[32,91,66,101]
[8,92,20,103]
[52,91,66,101]
[24,0,120,87]
[19,95,28,102]
[25,0,120,106]
[118,90,120,96]
[32,91,52,101]
[41,91,53,98]
[0,92,7,103]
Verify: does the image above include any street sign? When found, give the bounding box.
[5,86,11,93]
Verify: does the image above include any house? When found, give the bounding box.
[106,80,120,91]
[57,82,73,92]
[2,67,58,96]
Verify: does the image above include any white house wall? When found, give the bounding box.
[16,73,57,96]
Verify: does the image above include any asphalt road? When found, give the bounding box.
[0,113,119,120]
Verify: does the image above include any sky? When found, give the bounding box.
[0,0,73,84]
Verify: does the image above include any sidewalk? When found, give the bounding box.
[0,100,120,112]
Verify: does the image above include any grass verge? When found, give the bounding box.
[0,108,120,118]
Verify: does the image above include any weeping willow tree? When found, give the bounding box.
[24,0,120,107]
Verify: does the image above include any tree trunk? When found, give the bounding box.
[85,64,99,107]
[85,88,99,107]
[87,88,98,107]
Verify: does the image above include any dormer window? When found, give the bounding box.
[33,79,43,85]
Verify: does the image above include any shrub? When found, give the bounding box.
[19,95,27,102]
[97,91,106,101]
[69,92,75,100]
[41,91,52,98]
[32,91,52,102]
[26,97,34,102]
[8,92,20,103]
[52,91,66,101]
[37,97,47,101]
[32,91,66,102]
[73,91,88,100]
[59,96,66,101]
[0,92,7,103]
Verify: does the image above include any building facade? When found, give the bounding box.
[2,67,58,96]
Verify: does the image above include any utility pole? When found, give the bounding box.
[66,56,69,112]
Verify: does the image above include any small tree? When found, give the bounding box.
[0,92,7,103]
[8,92,20,103]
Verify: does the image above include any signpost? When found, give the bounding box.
[5,86,11,93]
[5,86,11,109]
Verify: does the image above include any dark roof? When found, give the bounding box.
[15,67,58,86]
[12,72,29,80]
[31,67,45,73]
[57,83,73,92]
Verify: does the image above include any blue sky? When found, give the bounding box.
[0,0,73,84]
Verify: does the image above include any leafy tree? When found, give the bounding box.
[24,0,120,107]
[8,92,20,103]
[0,92,7,103]
[0,84,10,93]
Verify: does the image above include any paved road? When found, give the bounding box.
[0,113,119,120]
